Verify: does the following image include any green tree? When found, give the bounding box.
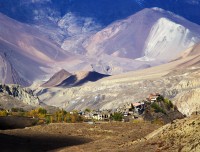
[37,108,47,115]
[64,113,71,123]
[156,96,164,102]
[164,98,174,110]
[151,103,166,114]
[84,108,91,113]
[111,112,123,121]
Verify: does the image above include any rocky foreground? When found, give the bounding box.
[0,114,199,152]
[121,114,200,152]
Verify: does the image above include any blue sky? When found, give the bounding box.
[0,0,199,25]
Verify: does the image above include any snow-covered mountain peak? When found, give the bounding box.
[84,8,200,64]
[142,17,200,61]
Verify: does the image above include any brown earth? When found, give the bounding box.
[1,115,199,152]
[0,121,161,152]
[120,115,200,152]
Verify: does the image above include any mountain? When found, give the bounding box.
[0,7,200,87]
[0,13,74,86]
[35,43,200,114]
[56,71,110,87]
[84,8,200,62]
[0,1,199,54]
[170,42,200,68]
[41,70,109,88]
[41,69,72,87]
[59,12,101,54]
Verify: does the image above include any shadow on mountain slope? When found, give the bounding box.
[57,71,110,87]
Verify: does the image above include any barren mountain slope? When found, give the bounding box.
[41,69,72,87]
[121,115,200,152]
[56,71,110,87]
[0,13,79,86]
[0,13,69,62]
[35,43,200,115]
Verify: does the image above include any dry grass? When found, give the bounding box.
[0,121,161,152]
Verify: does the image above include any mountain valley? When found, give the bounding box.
[34,43,200,116]
[0,1,200,151]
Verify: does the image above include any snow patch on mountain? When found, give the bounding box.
[141,18,200,61]
[84,8,200,64]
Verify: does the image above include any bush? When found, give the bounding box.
[156,96,164,102]
[64,113,71,123]
[0,110,8,116]
[111,112,123,121]
[45,115,52,124]
[11,108,25,112]
[151,103,166,114]
[163,98,174,110]
[84,108,91,113]
[27,108,47,119]
[37,108,47,115]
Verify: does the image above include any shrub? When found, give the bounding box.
[163,98,174,110]
[156,96,164,102]
[64,113,72,123]
[84,108,91,113]
[11,108,25,112]
[0,110,8,116]
[151,103,166,114]
[28,108,47,119]
[111,112,123,121]
[37,108,47,115]
[46,116,51,124]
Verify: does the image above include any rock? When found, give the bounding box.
[0,84,40,110]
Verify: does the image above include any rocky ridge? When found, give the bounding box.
[0,84,39,106]
[0,84,57,112]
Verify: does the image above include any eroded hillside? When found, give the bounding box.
[122,114,200,152]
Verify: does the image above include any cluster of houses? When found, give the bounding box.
[78,93,161,121]
[79,109,112,121]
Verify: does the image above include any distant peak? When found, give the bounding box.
[57,70,110,87]
[57,69,71,75]
[41,69,72,87]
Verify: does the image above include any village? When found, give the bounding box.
[0,92,177,125]
[78,93,162,122]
